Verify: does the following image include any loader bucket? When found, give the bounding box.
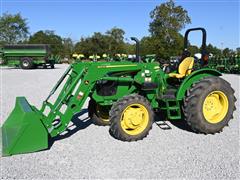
[1,97,48,156]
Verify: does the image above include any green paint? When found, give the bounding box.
[2,97,48,156]
[0,44,55,68]
[208,55,240,74]
[2,60,221,155]
[176,68,221,100]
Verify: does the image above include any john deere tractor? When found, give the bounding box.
[1,28,236,156]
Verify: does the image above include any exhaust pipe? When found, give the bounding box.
[130,37,140,62]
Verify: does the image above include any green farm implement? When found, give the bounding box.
[216,57,230,73]
[230,55,240,73]
[0,44,55,69]
[1,28,236,156]
[208,55,240,74]
[228,55,240,74]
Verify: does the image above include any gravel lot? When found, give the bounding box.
[0,64,239,179]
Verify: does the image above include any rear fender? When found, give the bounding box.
[176,68,222,100]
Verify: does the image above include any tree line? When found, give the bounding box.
[0,0,239,60]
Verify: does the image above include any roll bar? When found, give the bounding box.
[183,27,208,66]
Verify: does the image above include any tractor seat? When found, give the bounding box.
[168,57,194,78]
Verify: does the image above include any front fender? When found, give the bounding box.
[176,68,222,100]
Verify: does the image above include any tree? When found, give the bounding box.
[236,47,240,55]
[28,30,63,56]
[124,42,135,54]
[74,32,109,56]
[140,36,158,56]
[188,45,199,56]
[148,0,191,59]
[106,27,126,55]
[206,44,221,56]
[74,27,127,56]
[106,27,125,43]
[0,13,29,44]
[222,48,234,57]
[149,0,191,36]
[62,38,74,58]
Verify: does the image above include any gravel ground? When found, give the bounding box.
[0,64,239,179]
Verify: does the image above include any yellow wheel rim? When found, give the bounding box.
[96,104,109,122]
[203,91,229,124]
[120,103,149,135]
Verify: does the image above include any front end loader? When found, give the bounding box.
[1,28,236,156]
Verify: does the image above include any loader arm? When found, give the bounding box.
[2,61,143,156]
[40,62,141,137]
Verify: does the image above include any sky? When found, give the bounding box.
[1,0,239,49]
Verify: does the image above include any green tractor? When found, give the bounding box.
[1,28,236,156]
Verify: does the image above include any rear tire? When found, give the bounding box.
[109,94,154,141]
[183,76,236,134]
[88,99,110,126]
[20,57,34,69]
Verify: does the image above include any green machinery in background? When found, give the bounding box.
[0,44,55,69]
[229,55,240,73]
[71,38,141,62]
[1,28,236,156]
[208,55,240,74]
[49,54,61,64]
[71,53,131,62]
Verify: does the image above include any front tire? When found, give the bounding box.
[109,94,154,141]
[88,99,110,126]
[183,76,236,134]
